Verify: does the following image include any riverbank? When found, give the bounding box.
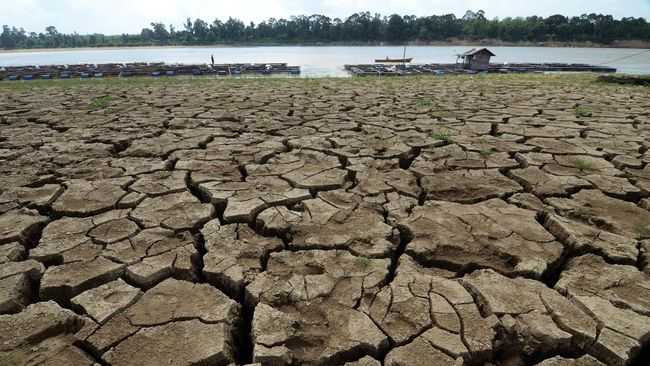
[1,39,649,53]
[0,73,637,91]
[0,71,592,88]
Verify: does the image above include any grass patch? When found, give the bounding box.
[573,158,594,172]
[0,354,20,366]
[355,256,371,269]
[479,148,496,157]
[572,206,593,219]
[0,74,309,91]
[598,74,650,87]
[635,224,650,239]
[575,106,593,118]
[432,130,453,143]
[416,98,433,108]
[0,73,606,93]
[91,95,114,109]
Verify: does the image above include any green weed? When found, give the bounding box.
[91,95,113,109]
[635,224,650,239]
[432,130,452,142]
[355,256,371,269]
[575,106,593,118]
[479,148,496,157]
[573,158,594,172]
[416,98,433,108]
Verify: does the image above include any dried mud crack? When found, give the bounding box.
[1,74,650,366]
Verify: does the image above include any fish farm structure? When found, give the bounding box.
[0,62,301,80]
[344,62,617,76]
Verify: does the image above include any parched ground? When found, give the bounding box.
[0,75,649,366]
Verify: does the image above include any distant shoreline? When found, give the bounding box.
[1,39,649,53]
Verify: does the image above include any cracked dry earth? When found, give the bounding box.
[1,75,650,366]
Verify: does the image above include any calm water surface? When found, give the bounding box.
[0,46,648,77]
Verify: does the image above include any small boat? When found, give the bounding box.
[375,57,413,63]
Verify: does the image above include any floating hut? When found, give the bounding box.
[459,48,496,71]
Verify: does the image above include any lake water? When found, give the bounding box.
[1,46,648,77]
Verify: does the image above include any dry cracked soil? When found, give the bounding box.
[0,75,649,366]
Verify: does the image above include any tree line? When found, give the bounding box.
[2,11,649,49]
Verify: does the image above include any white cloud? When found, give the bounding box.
[2,0,649,34]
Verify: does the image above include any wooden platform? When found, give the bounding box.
[0,62,301,80]
[345,63,617,76]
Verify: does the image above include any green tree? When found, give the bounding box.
[150,22,169,42]
[1,11,649,49]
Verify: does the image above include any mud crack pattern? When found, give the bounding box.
[1,75,649,366]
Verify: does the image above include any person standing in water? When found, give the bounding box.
[211,55,215,67]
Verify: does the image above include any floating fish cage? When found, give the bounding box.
[0,62,301,80]
[344,63,617,76]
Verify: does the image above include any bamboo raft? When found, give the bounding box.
[0,62,301,80]
[345,63,617,76]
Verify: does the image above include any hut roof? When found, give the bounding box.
[461,48,496,57]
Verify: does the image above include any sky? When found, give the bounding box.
[3,0,650,35]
